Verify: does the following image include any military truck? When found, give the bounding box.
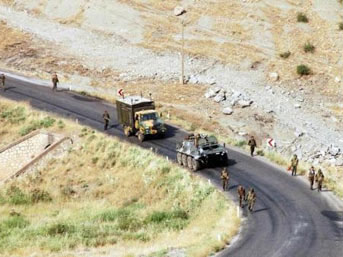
[116,96,166,142]
[176,134,228,171]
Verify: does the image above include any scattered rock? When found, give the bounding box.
[174,6,186,16]
[294,130,304,137]
[238,100,253,108]
[204,87,220,98]
[294,104,301,109]
[297,98,304,102]
[328,145,340,156]
[269,72,279,81]
[335,76,341,83]
[238,131,247,136]
[214,92,226,103]
[222,107,233,115]
[189,75,199,84]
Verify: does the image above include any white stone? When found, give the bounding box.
[294,104,301,109]
[222,107,233,115]
[269,72,279,81]
[174,6,186,16]
[335,76,341,83]
[214,93,226,103]
[238,100,253,108]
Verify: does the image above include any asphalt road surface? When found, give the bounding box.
[1,75,343,257]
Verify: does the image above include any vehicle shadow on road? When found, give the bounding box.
[253,207,270,213]
[3,86,16,91]
[321,211,343,221]
[72,94,100,102]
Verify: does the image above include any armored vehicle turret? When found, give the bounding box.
[176,134,228,171]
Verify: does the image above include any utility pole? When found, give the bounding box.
[180,21,185,84]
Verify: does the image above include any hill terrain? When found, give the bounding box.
[0,97,239,257]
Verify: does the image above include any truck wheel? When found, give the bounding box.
[191,158,200,171]
[124,127,131,137]
[138,133,145,142]
[182,154,188,166]
[177,153,183,165]
[187,156,193,169]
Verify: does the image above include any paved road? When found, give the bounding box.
[1,75,343,257]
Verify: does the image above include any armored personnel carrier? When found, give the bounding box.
[176,134,228,171]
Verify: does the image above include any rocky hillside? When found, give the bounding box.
[1,1,343,169]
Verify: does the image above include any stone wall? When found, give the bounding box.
[0,131,63,180]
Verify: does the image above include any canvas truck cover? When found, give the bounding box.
[116,96,155,127]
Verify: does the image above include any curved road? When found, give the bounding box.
[1,74,343,257]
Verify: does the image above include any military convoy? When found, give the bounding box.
[176,134,228,171]
[116,96,167,142]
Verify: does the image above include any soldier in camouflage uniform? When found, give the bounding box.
[0,73,5,91]
[221,167,229,191]
[290,154,299,176]
[237,185,246,208]
[247,188,256,212]
[316,169,324,192]
[248,136,257,157]
[103,110,110,130]
[51,72,59,91]
[308,166,316,190]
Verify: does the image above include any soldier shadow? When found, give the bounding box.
[161,124,177,138]
[253,207,269,213]
[3,86,16,91]
[72,94,100,102]
[56,88,71,93]
[321,210,343,222]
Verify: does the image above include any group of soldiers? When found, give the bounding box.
[289,154,325,191]
[308,166,325,191]
[221,167,256,212]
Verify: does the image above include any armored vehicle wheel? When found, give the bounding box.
[182,154,188,166]
[191,158,200,171]
[187,156,193,169]
[124,126,131,137]
[177,153,183,165]
[138,132,145,142]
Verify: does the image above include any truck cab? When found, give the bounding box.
[116,96,166,142]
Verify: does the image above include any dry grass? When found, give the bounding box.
[0,97,240,257]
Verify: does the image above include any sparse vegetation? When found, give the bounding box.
[297,12,309,23]
[279,51,291,59]
[297,65,311,76]
[339,22,343,30]
[0,98,240,256]
[303,42,315,53]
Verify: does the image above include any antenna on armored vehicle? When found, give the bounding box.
[149,93,152,100]
[140,91,143,98]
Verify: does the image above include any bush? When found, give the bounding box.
[30,189,52,203]
[339,22,343,30]
[19,116,56,136]
[297,12,308,23]
[6,186,31,205]
[303,42,315,53]
[1,107,26,124]
[2,216,30,229]
[297,65,311,76]
[47,223,75,236]
[279,51,291,59]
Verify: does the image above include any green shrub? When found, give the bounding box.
[297,12,308,23]
[339,22,343,30]
[297,65,311,76]
[57,120,65,129]
[234,140,246,147]
[47,223,75,236]
[303,41,315,53]
[1,216,30,229]
[19,116,56,136]
[6,186,31,205]
[279,51,291,59]
[30,189,52,203]
[1,107,26,124]
[256,149,265,156]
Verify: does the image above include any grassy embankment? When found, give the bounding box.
[0,98,240,257]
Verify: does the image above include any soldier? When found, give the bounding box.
[103,110,110,130]
[248,136,257,157]
[51,72,59,91]
[247,188,256,212]
[316,169,325,192]
[237,185,246,208]
[221,167,229,191]
[194,133,200,147]
[308,166,316,190]
[290,154,299,176]
[0,73,5,90]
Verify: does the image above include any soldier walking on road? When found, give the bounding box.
[316,169,325,192]
[103,110,110,131]
[290,154,299,176]
[308,166,316,190]
[0,73,5,91]
[237,185,246,208]
[51,72,59,91]
[247,188,256,212]
[248,136,257,157]
[221,167,229,191]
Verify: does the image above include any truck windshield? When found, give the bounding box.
[141,113,157,121]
